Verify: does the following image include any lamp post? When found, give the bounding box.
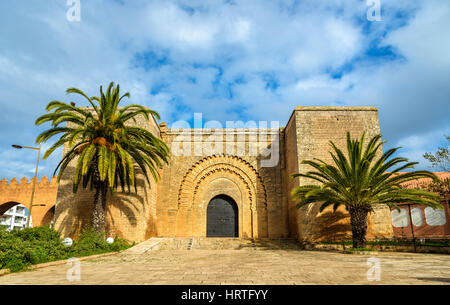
[12,144,41,228]
[406,203,417,253]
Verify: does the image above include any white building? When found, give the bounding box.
[0,204,32,231]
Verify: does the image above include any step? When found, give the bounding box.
[127,238,302,252]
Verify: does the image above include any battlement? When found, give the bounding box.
[0,176,59,227]
[0,176,58,188]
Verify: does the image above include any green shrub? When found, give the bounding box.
[0,226,68,271]
[71,227,108,256]
[15,226,61,242]
[0,226,131,272]
[70,227,132,257]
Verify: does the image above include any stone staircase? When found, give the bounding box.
[125,237,302,254]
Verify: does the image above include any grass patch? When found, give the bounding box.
[318,239,450,247]
[346,247,375,252]
[318,240,352,245]
[0,226,133,272]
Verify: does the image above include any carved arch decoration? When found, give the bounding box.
[176,155,268,238]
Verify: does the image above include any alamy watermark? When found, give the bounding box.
[367,0,382,22]
[366,257,381,281]
[66,0,81,22]
[170,113,280,167]
[66,257,81,282]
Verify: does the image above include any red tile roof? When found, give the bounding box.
[397,172,450,189]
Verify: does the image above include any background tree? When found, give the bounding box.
[35,82,170,233]
[410,177,450,208]
[423,135,450,172]
[291,132,442,248]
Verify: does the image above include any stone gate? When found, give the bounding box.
[50,106,394,242]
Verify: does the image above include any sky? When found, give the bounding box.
[0,0,449,180]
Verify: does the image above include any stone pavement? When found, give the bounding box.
[0,238,449,285]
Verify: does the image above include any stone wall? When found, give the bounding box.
[284,106,393,242]
[0,176,58,226]
[156,127,288,238]
[283,114,300,238]
[391,172,450,238]
[50,105,394,243]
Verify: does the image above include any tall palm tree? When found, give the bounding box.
[291,132,442,248]
[35,82,170,233]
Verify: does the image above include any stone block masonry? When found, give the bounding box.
[45,106,394,242]
[284,107,393,242]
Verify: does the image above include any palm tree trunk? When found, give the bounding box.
[349,206,370,248]
[92,159,107,233]
[93,182,107,232]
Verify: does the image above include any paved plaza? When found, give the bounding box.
[0,238,449,285]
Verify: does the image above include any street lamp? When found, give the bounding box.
[11,144,41,228]
[406,203,417,253]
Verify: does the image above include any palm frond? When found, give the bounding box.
[291,131,443,212]
[35,82,171,197]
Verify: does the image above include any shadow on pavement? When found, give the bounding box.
[416,277,450,283]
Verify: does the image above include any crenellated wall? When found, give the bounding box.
[41,105,396,243]
[0,176,58,226]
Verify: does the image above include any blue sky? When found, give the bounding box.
[0,0,449,180]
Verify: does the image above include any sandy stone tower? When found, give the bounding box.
[53,106,393,243]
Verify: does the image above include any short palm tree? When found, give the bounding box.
[35,82,170,233]
[291,132,442,248]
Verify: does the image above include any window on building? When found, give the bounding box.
[424,207,446,226]
[16,206,25,214]
[411,208,423,227]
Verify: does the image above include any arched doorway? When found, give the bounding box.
[176,155,268,238]
[207,195,238,237]
[0,202,32,230]
[41,206,55,227]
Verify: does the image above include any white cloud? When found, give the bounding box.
[0,0,449,179]
[383,2,450,68]
[395,129,450,170]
